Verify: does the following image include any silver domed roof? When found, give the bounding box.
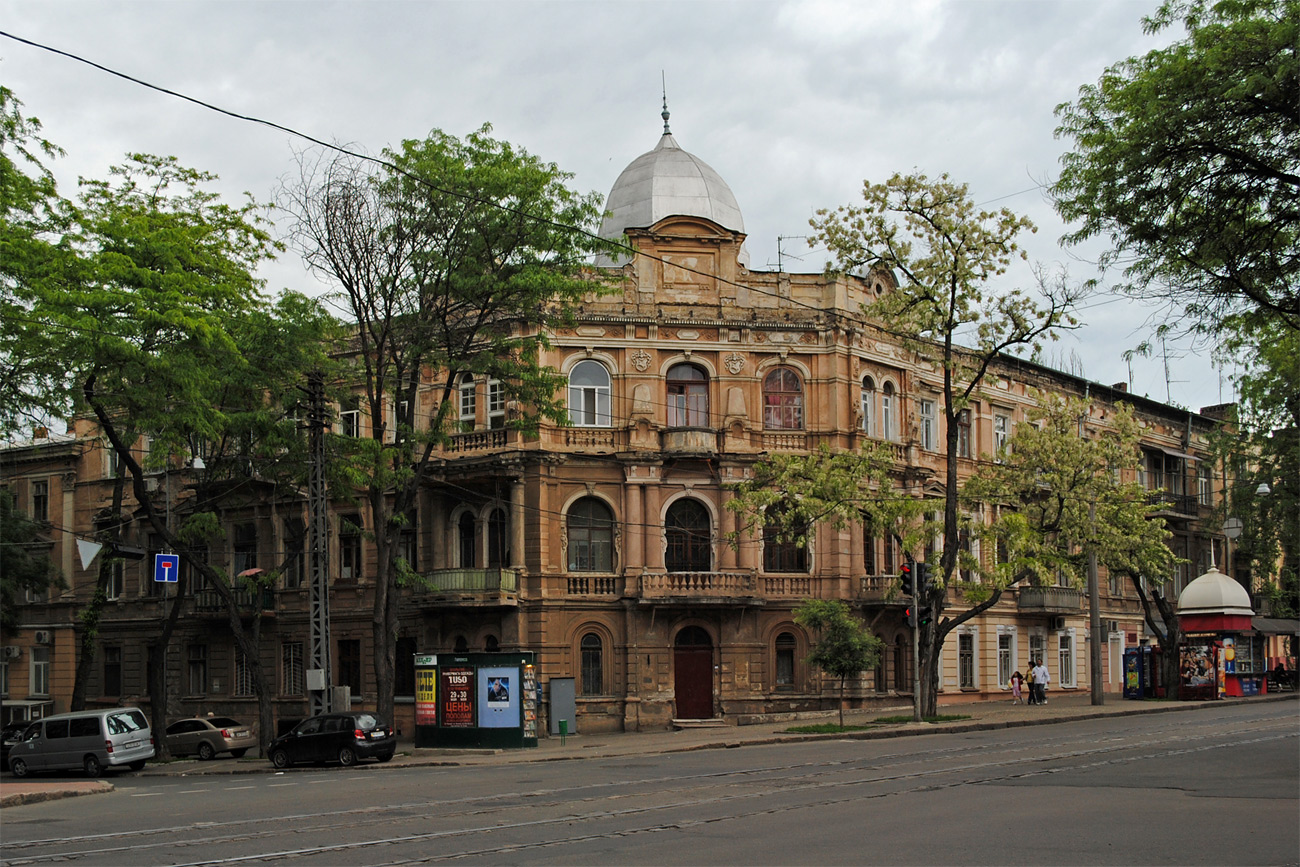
[596,130,748,267]
[1177,566,1254,616]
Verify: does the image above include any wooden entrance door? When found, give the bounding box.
[673,626,714,719]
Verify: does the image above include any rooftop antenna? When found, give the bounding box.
[661,71,671,135]
[771,235,808,273]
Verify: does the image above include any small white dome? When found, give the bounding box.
[596,131,747,267]
[1177,566,1254,616]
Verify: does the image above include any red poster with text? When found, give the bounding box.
[440,667,475,727]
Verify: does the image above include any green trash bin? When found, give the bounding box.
[558,719,568,744]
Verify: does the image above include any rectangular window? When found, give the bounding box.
[883,534,896,575]
[233,523,258,577]
[338,639,362,695]
[1198,466,1213,506]
[487,379,506,429]
[569,384,611,427]
[340,514,363,583]
[459,378,477,430]
[957,410,972,458]
[30,647,50,695]
[340,398,361,438]
[1059,632,1075,687]
[0,658,8,696]
[1029,633,1045,673]
[993,413,1009,458]
[103,645,122,696]
[399,511,418,572]
[234,650,255,696]
[919,400,935,451]
[283,518,305,589]
[282,642,304,696]
[998,634,1013,688]
[863,528,877,576]
[395,636,417,697]
[187,644,207,695]
[30,479,49,523]
[958,634,975,689]
[105,559,124,601]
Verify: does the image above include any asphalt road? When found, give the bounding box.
[1,702,1296,866]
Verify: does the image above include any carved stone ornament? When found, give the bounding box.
[630,349,653,372]
[724,352,745,374]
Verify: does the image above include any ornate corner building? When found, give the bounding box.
[0,121,1233,734]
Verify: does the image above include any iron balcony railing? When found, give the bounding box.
[416,568,518,594]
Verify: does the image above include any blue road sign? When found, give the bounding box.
[154,553,180,583]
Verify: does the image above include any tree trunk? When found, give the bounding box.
[370,493,397,727]
[70,475,125,712]
[1131,571,1181,700]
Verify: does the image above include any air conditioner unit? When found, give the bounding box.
[33,630,53,645]
[144,477,160,492]
[2,645,20,659]
[1049,616,1067,631]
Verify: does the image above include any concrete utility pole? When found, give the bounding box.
[1088,501,1104,705]
[307,372,333,716]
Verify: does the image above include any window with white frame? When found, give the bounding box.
[29,646,49,696]
[860,376,876,436]
[487,379,506,429]
[958,633,976,688]
[1029,633,1045,671]
[568,360,612,426]
[0,657,8,696]
[881,382,896,441]
[340,514,363,582]
[282,641,304,696]
[1058,631,1075,687]
[998,632,1014,688]
[1198,466,1213,505]
[234,650,255,696]
[993,412,1009,458]
[919,400,935,451]
[340,399,360,438]
[957,409,972,458]
[458,374,476,431]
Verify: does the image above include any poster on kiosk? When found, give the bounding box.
[413,652,538,749]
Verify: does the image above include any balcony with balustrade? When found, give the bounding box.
[410,568,519,606]
[193,587,275,613]
[637,571,758,605]
[1017,585,1083,613]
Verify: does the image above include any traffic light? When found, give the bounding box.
[906,603,917,628]
[915,604,933,627]
[900,561,916,596]
[916,562,932,593]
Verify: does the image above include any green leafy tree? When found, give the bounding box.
[0,487,58,629]
[963,394,1182,695]
[808,172,1083,717]
[793,599,883,728]
[280,126,618,725]
[1052,0,1299,337]
[0,85,74,433]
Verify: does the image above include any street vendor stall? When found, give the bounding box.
[1176,566,1265,699]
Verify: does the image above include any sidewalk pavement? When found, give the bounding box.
[3,692,1295,808]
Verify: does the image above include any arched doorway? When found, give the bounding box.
[674,625,713,719]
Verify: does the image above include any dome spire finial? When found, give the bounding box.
[661,72,671,135]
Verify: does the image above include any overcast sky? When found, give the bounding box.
[0,0,1232,413]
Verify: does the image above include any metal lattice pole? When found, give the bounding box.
[307,372,333,715]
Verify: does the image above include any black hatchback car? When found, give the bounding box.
[267,712,395,768]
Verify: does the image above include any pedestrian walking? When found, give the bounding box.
[1010,670,1024,704]
[1025,661,1038,704]
[1031,658,1050,705]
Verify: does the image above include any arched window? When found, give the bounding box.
[763,503,809,573]
[568,497,615,572]
[775,632,796,687]
[457,374,476,431]
[453,635,469,653]
[861,376,876,437]
[665,498,711,573]
[484,635,499,653]
[580,632,603,695]
[457,511,476,568]
[666,363,709,428]
[486,508,508,568]
[763,367,804,430]
[568,360,612,427]
[882,381,896,441]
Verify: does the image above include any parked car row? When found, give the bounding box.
[5,710,396,778]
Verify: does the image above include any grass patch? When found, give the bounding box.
[784,723,876,734]
[872,713,972,724]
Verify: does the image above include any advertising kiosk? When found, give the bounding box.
[413,652,539,749]
[1176,567,1265,699]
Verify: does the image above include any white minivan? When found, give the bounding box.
[7,707,155,778]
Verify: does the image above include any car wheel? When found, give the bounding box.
[271,749,291,769]
[10,758,28,778]
[337,746,356,767]
[197,742,215,761]
[128,760,146,771]
[84,755,102,778]
[378,752,394,763]
[230,749,247,758]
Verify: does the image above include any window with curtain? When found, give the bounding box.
[568,498,614,572]
[762,367,804,430]
[568,360,612,426]
[665,498,711,572]
[666,364,709,428]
